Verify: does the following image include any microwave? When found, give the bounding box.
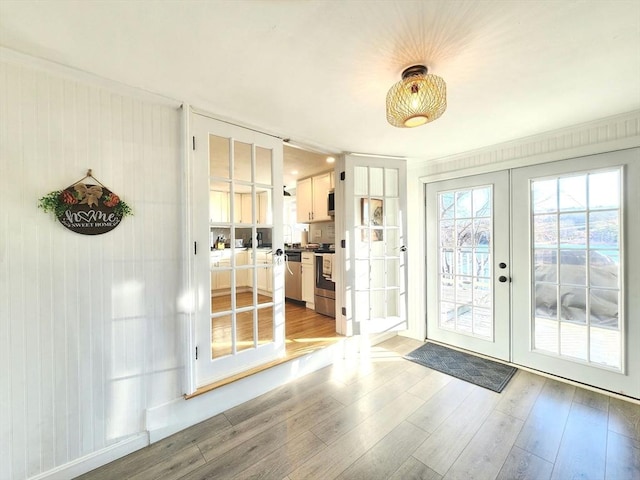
[327,189,335,216]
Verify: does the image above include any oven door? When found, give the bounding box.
[315,254,335,298]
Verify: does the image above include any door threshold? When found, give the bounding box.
[185,335,344,399]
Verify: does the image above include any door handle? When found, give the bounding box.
[400,245,407,252]
[498,275,509,283]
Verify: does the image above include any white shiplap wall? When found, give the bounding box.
[0,59,183,480]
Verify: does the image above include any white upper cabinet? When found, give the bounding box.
[210,190,229,222]
[296,171,333,223]
[296,177,313,223]
[211,191,268,224]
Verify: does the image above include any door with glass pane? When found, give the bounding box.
[343,155,408,335]
[192,113,284,388]
[512,149,639,398]
[426,171,510,360]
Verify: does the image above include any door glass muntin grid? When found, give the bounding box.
[437,185,493,340]
[531,168,622,370]
[353,166,402,321]
[209,134,275,359]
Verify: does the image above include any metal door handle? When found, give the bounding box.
[498,275,508,283]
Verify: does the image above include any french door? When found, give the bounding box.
[426,149,639,398]
[342,155,408,336]
[191,113,285,388]
[512,149,639,398]
[426,171,511,360]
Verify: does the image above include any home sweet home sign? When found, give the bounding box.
[39,170,132,235]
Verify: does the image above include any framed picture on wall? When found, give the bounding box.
[361,198,383,241]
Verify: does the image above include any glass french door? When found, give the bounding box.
[512,149,639,398]
[192,113,284,388]
[425,171,511,360]
[343,155,408,336]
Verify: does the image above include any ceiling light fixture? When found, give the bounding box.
[326,156,335,163]
[386,65,446,128]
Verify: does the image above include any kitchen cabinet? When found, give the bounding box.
[231,192,268,224]
[210,252,231,291]
[296,177,312,223]
[210,249,249,291]
[312,172,332,222]
[235,250,248,287]
[253,249,273,294]
[211,191,270,225]
[257,191,270,224]
[240,194,253,223]
[233,193,242,223]
[296,172,332,223]
[301,252,315,304]
[210,190,229,223]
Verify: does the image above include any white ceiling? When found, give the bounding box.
[1,0,639,170]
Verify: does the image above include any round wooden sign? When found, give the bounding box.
[57,183,124,235]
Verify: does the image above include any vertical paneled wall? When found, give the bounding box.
[0,59,183,480]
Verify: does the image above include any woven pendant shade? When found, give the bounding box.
[386,65,446,128]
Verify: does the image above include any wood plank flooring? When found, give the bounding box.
[76,336,640,480]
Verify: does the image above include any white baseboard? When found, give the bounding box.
[27,433,149,480]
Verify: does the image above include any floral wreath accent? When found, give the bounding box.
[38,170,132,235]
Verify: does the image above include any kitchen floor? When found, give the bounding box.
[283,299,341,356]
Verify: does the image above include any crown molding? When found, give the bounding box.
[411,110,640,181]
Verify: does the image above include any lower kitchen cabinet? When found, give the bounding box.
[250,249,273,295]
[301,252,315,305]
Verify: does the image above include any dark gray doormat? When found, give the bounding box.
[404,342,517,393]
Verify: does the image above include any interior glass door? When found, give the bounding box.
[343,155,408,335]
[512,149,639,398]
[425,171,510,360]
[192,113,284,388]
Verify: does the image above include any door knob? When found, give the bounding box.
[499,262,507,269]
[498,275,508,283]
[400,245,407,252]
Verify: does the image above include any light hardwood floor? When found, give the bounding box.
[77,336,640,480]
